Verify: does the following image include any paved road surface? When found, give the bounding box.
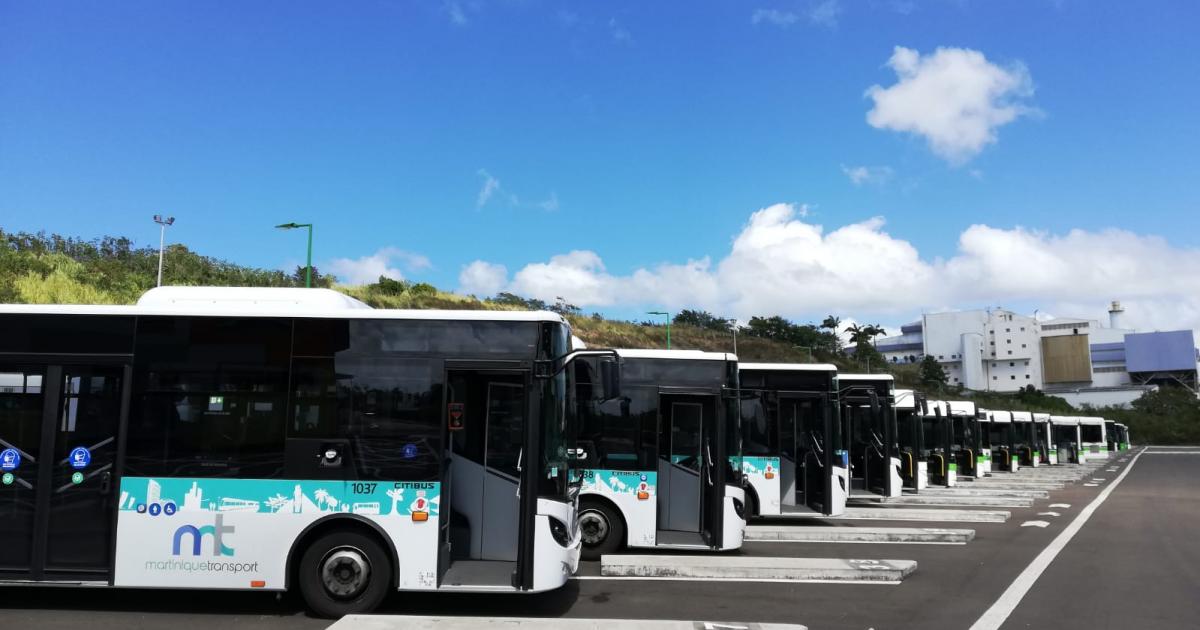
[4,449,1194,629]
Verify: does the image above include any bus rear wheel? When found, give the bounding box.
[298,529,393,618]
[579,500,624,561]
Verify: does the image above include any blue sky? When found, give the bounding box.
[2,1,1199,331]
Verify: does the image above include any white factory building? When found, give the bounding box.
[874,302,1200,408]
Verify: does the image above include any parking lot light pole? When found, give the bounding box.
[152,215,175,287]
[648,311,671,349]
[275,222,314,287]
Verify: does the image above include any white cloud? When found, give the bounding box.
[808,0,842,27]
[752,1,841,28]
[458,260,509,297]
[476,169,500,208]
[444,1,467,26]
[538,192,560,212]
[842,164,894,186]
[609,18,632,44]
[325,247,431,286]
[462,202,1200,335]
[751,9,800,27]
[865,46,1037,164]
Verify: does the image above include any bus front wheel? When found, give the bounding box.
[578,500,624,561]
[298,529,393,618]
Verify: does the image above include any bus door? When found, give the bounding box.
[444,369,531,587]
[0,362,128,581]
[657,394,718,546]
[780,394,829,513]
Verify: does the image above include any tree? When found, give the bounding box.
[820,315,841,331]
[919,355,949,391]
[845,323,866,345]
[674,309,731,332]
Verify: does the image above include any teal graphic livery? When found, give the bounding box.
[119,477,441,518]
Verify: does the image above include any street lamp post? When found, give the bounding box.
[648,311,671,349]
[276,222,314,288]
[152,215,175,287]
[727,318,738,355]
[793,345,813,361]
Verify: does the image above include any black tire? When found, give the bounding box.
[297,529,393,618]
[578,499,625,561]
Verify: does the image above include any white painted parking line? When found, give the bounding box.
[1037,512,1060,517]
[1020,521,1049,528]
[969,447,1146,630]
[330,615,810,629]
[572,575,902,586]
[1083,483,1098,487]
[1048,503,1071,509]
[1143,451,1200,455]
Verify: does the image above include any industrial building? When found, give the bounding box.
[875,301,1200,407]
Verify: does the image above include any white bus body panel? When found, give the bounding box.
[916,461,928,490]
[742,457,781,517]
[889,457,903,497]
[532,498,580,592]
[114,478,441,591]
[578,469,657,548]
[721,484,746,551]
[830,465,849,515]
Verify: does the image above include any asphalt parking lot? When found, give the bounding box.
[4,447,1196,630]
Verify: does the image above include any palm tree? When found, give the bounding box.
[821,315,841,331]
[845,323,866,345]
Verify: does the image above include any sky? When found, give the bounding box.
[2,1,1199,335]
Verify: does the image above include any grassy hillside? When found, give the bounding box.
[4,228,1197,443]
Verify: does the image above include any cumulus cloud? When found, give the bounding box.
[866,46,1037,164]
[458,260,508,297]
[460,202,1200,335]
[842,164,894,186]
[325,247,431,286]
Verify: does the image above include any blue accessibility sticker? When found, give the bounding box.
[402,443,418,459]
[0,448,19,471]
[69,447,91,469]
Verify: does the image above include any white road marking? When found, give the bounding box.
[969,447,1146,630]
[571,575,902,585]
[1049,503,1071,509]
[1037,512,1061,517]
[1020,520,1050,528]
[1092,478,1106,482]
[1143,451,1200,455]
[1083,483,1098,487]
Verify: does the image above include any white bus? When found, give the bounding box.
[1050,415,1083,464]
[0,287,620,617]
[573,350,745,558]
[737,363,845,518]
[839,374,902,499]
[1078,416,1109,460]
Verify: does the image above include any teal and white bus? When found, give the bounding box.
[573,349,745,558]
[1034,412,1056,465]
[737,363,845,517]
[840,374,901,499]
[947,401,983,478]
[1010,411,1040,467]
[0,287,618,616]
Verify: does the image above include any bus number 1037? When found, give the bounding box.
[351,482,377,494]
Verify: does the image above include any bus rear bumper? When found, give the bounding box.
[530,498,581,592]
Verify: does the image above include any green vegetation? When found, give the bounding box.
[4,228,1197,442]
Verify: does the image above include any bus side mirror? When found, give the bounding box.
[601,360,622,401]
[920,400,929,415]
[869,391,880,414]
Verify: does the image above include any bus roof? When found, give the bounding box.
[947,401,977,416]
[839,373,894,382]
[738,363,837,372]
[1011,411,1034,422]
[1050,415,1078,425]
[894,389,919,409]
[1077,416,1106,425]
[0,286,569,324]
[988,410,1013,423]
[615,349,737,362]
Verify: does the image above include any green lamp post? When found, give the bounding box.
[276,222,313,287]
[648,310,671,349]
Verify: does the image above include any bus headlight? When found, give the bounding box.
[732,497,745,519]
[548,515,571,547]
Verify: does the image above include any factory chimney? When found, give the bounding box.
[1109,300,1125,329]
